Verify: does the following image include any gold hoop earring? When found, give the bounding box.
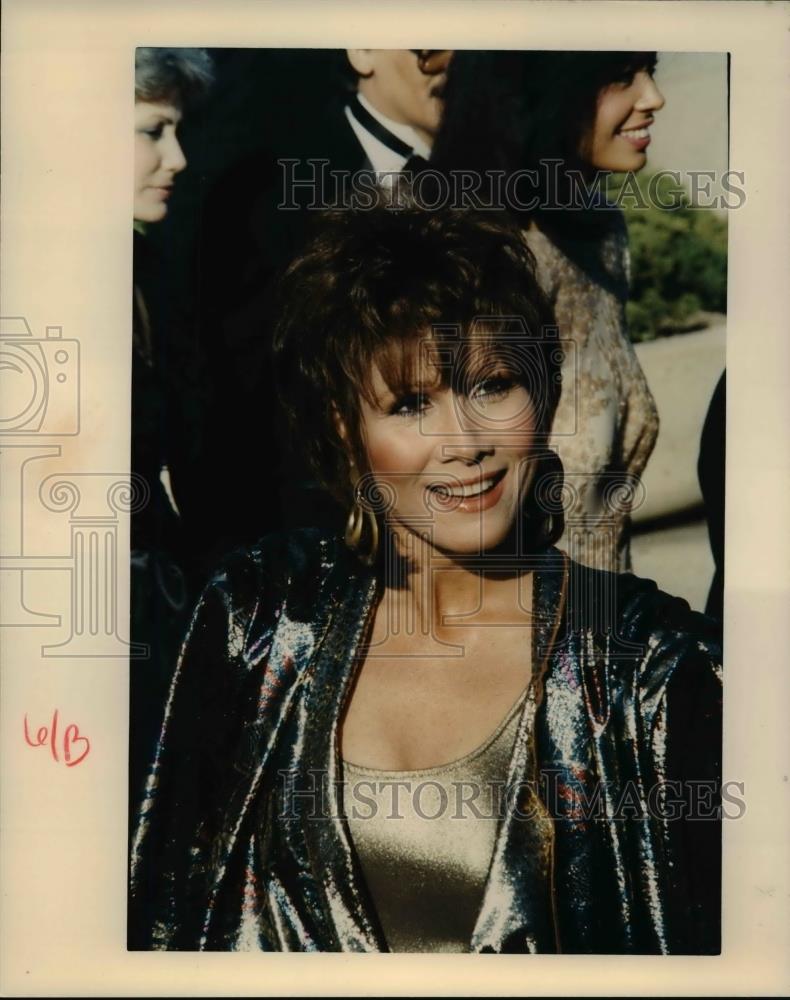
[344,499,379,566]
[345,460,380,566]
[344,500,363,550]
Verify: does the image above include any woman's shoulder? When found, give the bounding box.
[523,211,629,300]
[554,553,722,750]
[202,527,348,600]
[521,222,564,293]
[561,552,721,655]
[178,529,356,684]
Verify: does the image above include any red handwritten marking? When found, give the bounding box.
[24,710,90,767]
[63,723,90,766]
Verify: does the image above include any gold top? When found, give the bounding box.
[342,690,528,953]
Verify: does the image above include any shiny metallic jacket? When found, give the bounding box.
[129,530,722,953]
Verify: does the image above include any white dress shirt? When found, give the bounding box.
[344,92,432,183]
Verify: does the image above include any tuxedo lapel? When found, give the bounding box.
[297,97,369,173]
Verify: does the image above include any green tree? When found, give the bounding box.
[611,172,728,342]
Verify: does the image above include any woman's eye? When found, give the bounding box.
[140,125,165,140]
[390,392,428,417]
[470,377,514,403]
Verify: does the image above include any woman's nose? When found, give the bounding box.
[164,136,187,174]
[635,72,666,113]
[439,443,495,468]
[434,396,495,464]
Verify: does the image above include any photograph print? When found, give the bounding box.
[127,46,727,954]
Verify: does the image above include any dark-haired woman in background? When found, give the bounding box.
[131,47,214,813]
[431,51,665,574]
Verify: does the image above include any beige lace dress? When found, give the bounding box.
[524,215,659,572]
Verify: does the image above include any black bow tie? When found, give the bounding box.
[347,95,429,170]
[402,153,431,175]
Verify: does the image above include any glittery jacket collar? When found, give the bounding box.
[129,529,721,954]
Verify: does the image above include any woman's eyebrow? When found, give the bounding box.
[138,111,180,127]
[387,379,442,396]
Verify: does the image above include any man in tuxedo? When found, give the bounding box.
[342,49,448,176]
[189,49,452,562]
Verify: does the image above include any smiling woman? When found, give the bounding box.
[430,52,666,574]
[344,328,545,558]
[587,66,665,171]
[129,193,722,955]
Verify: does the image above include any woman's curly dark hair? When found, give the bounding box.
[272,191,565,547]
